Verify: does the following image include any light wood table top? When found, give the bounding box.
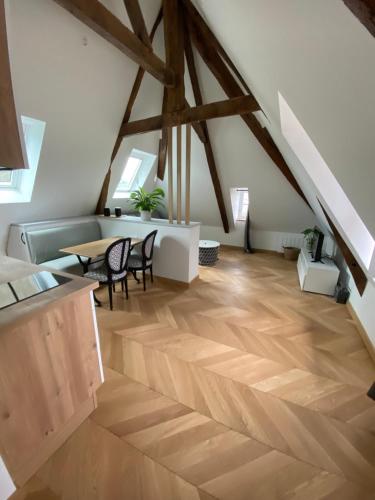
[60,236,143,259]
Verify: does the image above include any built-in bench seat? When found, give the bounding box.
[8,219,102,275]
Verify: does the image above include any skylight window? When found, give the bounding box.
[0,170,14,186]
[279,92,375,275]
[117,156,142,193]
[113,149,156,199]
[0,115,46,204]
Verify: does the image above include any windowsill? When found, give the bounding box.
[98,214,201,228]
[0,187,31,204]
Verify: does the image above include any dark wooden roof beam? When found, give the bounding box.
[123,0,152,48]
[343,0,375,37]
[184,25,229,232]
[120,95,260,136]
[0,0,25,169]
[53,0,174,86]
[163,0,185,111]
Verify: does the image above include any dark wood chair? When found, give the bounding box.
[84,238,131,310]
[128,230,157,291]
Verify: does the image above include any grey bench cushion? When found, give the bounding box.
[43,255,85,275]
[26,221,101,265]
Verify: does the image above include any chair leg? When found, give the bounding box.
[108,283,113,310]
[142,269,146,291]
[125,277,129,300]
[132,269,140,284]
[113,283,116,292]
[121,280,124,292]
[150,265,154,283]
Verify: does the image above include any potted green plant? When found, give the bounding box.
[130,187,165,221]
[302,227,319,251]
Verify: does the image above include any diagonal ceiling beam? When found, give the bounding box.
[119,95,260,137]
[53,0,174,86]
[123,0,152,48]
[185,26,229,233]
[319,201,367,295]
[183,0,309,206]
[95,7,163,215]
[342,0,375,37]
[0,0,25,169]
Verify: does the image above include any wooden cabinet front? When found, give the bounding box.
[0,292,101,487]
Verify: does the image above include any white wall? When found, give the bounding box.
[0,0,162,254]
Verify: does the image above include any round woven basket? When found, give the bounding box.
[283,246,300,261]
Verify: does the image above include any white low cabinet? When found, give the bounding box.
[297,248,339,296]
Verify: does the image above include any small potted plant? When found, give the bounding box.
[130,187,165,221]
[302,227,319,251]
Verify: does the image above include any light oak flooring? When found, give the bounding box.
[13,248,375,499]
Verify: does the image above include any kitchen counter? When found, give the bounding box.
[0,257,103,493]
[0,256,97,331]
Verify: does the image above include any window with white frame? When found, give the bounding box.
[237,189,249,221]
[230,187,249,223]
[0,170,16,187]
[113,148,156,199]
[0,115,46,204]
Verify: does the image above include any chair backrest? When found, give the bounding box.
[142,230,157,263]
[105,238,131,278]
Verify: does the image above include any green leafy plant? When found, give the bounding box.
[129,187,165,213]
[302,227,319,251]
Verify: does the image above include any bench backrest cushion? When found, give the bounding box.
[26,221,101,264]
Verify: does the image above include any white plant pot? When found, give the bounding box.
[140,210,151,221]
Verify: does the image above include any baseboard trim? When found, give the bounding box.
[220,244,282,256]
[155,275,200,288]
[347,302,375,364]
[254,248,283,256]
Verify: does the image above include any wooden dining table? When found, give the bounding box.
[60,236,143,306]
[60,236,142,271]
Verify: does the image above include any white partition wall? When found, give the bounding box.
[98,216,200,283]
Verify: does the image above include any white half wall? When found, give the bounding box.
[99,216,200,283]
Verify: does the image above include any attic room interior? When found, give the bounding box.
[0,0,375,498]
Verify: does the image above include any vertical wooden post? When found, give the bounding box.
[167,127,173,223]
[185,123,191,225]
[176,125,182,224]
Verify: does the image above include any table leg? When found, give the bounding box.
[131,270,140,284]
[93,292,102,307]
[77,255,91,274]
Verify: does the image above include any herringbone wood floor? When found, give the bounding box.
[13,249,375,499]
